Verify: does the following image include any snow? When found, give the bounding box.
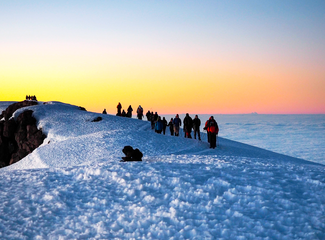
[162,114,325,164]
[1,101,325,239]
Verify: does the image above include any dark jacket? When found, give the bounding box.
[193,118,201,130]
[162,118,168,129]
[183,115,193,132]
[173,117,181,128]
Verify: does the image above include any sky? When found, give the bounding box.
[1,0,325,114]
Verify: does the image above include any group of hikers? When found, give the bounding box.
[113,102,145,120]
[150,113,219,149]
[111,103,219,149]
[25,95,38,101]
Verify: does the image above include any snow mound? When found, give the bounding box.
[0,101,324,239]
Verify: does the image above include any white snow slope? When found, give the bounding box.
[1,101,324,239]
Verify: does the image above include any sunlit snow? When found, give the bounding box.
[0,101,324,239]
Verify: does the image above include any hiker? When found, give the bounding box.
[204,118,210,143]
[183,113,193,138]
[121,110,127,117]
[162,117,168,135]
[205,116,219,148]
[150,112,155,129]
[102,109,107,114]
[127,105,133,118]
[173,114,182,137]
[137,105,144,120]
[146,110,151,121]
[117,102,122,116]
[155,117,163,134]
[167,118,174,136]
[153,112,159,122]
[193,115,201,140]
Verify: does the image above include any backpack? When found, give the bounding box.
[209,120,218,133]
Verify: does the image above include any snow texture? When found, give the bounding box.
[0,101,324,239]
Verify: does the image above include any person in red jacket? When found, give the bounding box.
[205,116,219,148]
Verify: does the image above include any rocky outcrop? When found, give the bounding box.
[91,116,102,122]
[0,101,46,168]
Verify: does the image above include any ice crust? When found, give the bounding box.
[0,101,324,239]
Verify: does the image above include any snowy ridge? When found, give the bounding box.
[0,101,324,239]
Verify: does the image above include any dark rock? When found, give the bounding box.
[9,149,29,165]
[121,145,143,162]
[91,116,102,122]
[0,121,3,136]
[0,101,46,168]
[16,110,36,127]
[0,161,6,168]
[27,125,38,138]
[3,119,16,139]
[78,106,87,111]
[2,101,38,121]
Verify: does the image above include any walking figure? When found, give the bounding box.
[193,115,201,140]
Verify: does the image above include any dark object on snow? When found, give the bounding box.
[0,101,46,168]
[78,106,87,111]
[91,116,102,122]
[121,145,143,162]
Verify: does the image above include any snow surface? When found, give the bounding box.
[162,114,325,164]
[1,101,325,239]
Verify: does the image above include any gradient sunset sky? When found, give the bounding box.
[1,1,324,114]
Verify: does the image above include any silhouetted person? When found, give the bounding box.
[137,105,144,120]
[102,109,107,114]
[153,112,159,122]
[173,114,182,137]
[162,117,168,135]
[193,115,201,140]
[117,102,122,116]
[205,116,219,149]
[167,118,174,136]
[146,110,151,121]
[155,116,163,134]
[183,113,193,138]
[150,112,155,129]
[127,105,133,118]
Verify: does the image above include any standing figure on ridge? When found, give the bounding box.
[155,117,163,134]
[183,113,193,138]
[137,105,144,120]
[167,118,174,136]
[127,105,133,118]
[173,114,182,137]
[153,112,159,122]
[146,110,151,121]
[162,117,168,135]
[205,116,219,148]
[102,109,107,114]
[193,115,201,140]
[150,112,155,129]
[117,102,122,116]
